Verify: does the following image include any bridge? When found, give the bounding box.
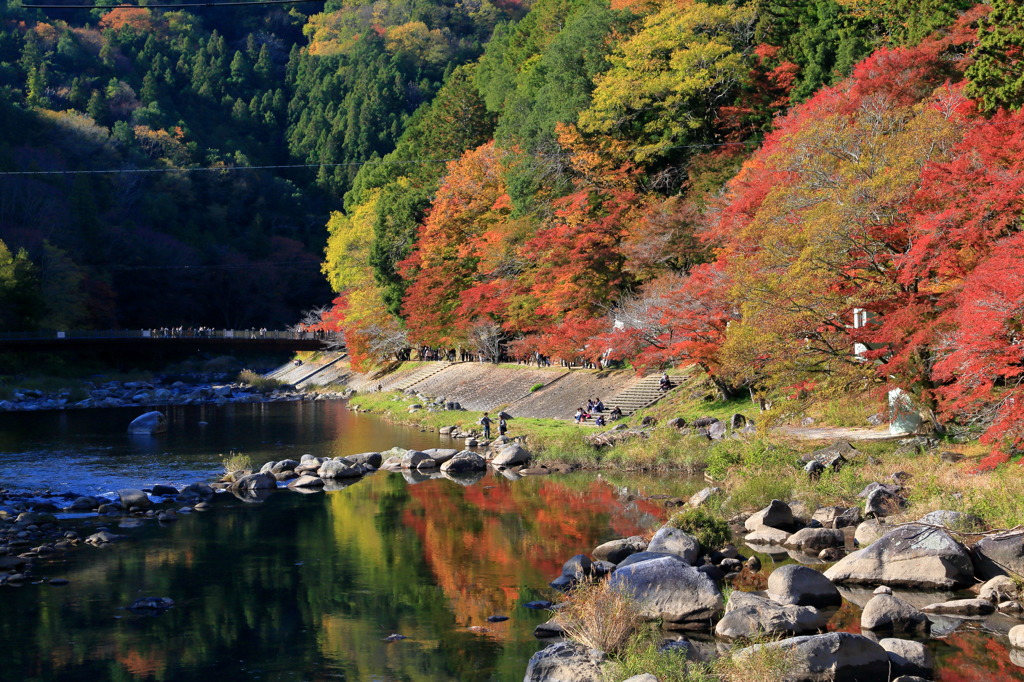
[0,329,343,353]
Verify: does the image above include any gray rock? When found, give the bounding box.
[523,641,605,682]
[380,455,403,471]
[117,489,152,510]
[231,472,278,491]
[715,591,829,641]
[825,524,974,590]
[440,450,487,474]
[801,441,859,464]
[854,519,887,547]
[533,618,566,638]
[745,527,792,545]
[151,484,178,497]
[422,448,458,464]
[917,509,985,531]
[616,551,688,569]
[880,638,934,679]
[271,459,299,474]
[318,460,363,479]
[784,528,845,552]
[492,444,531,467]
[767,564,842,608]
[920,598,994,616]
[592,536,648,564]
[980,575,1019,603]
[858,482,902,499]
[689,487,721,508]
[973,530,1024,580]
[812,506,860,529]
[179,482,214,501]
[85,530,124,545]
[744,499,795,532]
[860,594,930,633]
[400,450,431,469]
[1009,624,1024,649]
[344,452,383,468]
[608,556,722,629]
[287,475,325,489]
[733,632,888,682]
[864,486,905,518]
[646,526,701,563]
[127,411,167,435]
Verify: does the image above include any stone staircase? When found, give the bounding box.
[603,374,681,416]
[386,362,454,392]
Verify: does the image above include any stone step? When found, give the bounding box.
[389,362,454,392]
[603,375,681,416]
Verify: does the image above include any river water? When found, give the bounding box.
[0,401,1019,681]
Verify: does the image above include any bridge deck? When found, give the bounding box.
[0,330,341,352]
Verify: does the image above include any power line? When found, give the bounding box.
[23,0,323,8]
[0,141,760,177]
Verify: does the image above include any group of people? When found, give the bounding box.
[574,397,622,425]
[478,412,508,439]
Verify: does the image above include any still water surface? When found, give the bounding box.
[0,401,1020,681]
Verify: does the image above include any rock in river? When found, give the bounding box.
[715,592,829,641]
[733,632,889,682]
[127,411,167,435]
[608,556,722,629]
[646,526,701,564]
[767,564,842,608]
[824,524,974,590]
[524,641,605,682]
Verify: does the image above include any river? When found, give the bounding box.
[0,401,1019,681]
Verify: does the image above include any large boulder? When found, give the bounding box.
[117,489,152,510]
[178,482,215,501]
[422,448,458,465]
[549,555,593,591]
[854,519,887,547]
[127,411,167,435]
[745,527,792,545]
[344,452,383,468]
[592,536,648,564]
[973,531,1024,580]
[400,450,431,469]
[715,592,829,641]
[440,450,486,474]
[860,594,930,633]
[880,638,934,679]
[608,556,722,629]
[492,444,531,467]
[811,506,861,529]
[646,526,701,564]
[784,528,845,552]
[523,641,605,682]
[616,551,687,569]
[744,499,796,532]
[979,575,1019,603]
[824,524,974,590]
[767,564,842,608]
[733,632,889,682]
[318,459,363,479]
[231,472,277,491]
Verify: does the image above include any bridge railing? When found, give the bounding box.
[0,329,344,343]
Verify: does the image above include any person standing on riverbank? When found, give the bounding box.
[480,412,493,439]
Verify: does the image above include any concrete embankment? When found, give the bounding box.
[276,354,658,420]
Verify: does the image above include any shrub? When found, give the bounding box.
[221,451,253,475]
[238,369,283,392]
[667,506,732,552]
[558,579,645,655]
[530,382,545,392]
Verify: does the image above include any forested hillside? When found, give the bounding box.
[317,0,1024,461]
[0,0,522,328]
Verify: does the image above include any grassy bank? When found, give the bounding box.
[347,385,1024,529]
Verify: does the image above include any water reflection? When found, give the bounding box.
[0,469,679,682]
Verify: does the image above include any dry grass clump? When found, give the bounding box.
[714,638,799,682]
[221,451,253,476]
[558,579,645,656]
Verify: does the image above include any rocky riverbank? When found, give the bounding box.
[528,489,1024,681]
[0,377,345,412]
